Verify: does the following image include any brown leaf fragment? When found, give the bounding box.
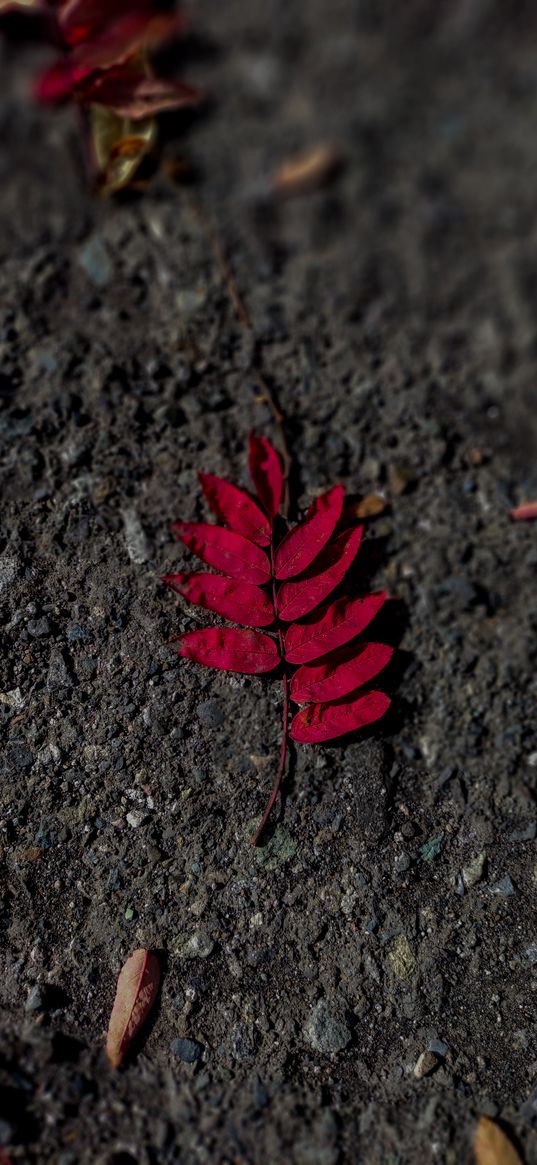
[106,948,160,1068]
[354,493,387,519]
[473,1115,523,1165]
[89,104,157,194]
[272,144,343,197]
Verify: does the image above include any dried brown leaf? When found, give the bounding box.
[354,493,387,518]
[473,1116,523,1165]
[89,104,157,194]
[106,948,160,1068]
[272,144,343,197]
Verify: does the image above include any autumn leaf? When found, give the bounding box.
[510,501,537,521]
[163,435,393,843]
[473,1115,523,1165]
[106,948,160,1068]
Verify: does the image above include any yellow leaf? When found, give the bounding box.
[89,104,157,195]
[474,1116,523,1165]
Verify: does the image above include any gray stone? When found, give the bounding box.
[171,1037,203,1063]
[304,999,351,1054]
[77,235,114,287]
[0,555,18,594]
[47,650,73,691]
[196,700,225,728]
[121,506,151,564]
[490,875,516,897]
[25,984,45,1012]
[462,852,486,888]
[174,931,215,960]
[27,616,51,637]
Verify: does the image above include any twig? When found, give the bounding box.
[187,190,291,516]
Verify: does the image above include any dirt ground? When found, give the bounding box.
[1,1,537,1162]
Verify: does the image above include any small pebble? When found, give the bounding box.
[196,700,224,728]
[126,810,146,828]
[490,875,516,897]
[171,1037,203,1063]
[0,1119,15,1146]
[462,852,486,888]
[414,1050,439,1079]
[303,999,351,1054]
[25,984,45,1013]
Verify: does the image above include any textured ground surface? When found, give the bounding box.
[1,1,537,1162]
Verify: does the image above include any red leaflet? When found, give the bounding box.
[163,436,395,843]
[510,501,537,521]
[172,522,271,586]
[249,434,283,518]
[284,592,387,665]
[78,70,201,120]
[274,484,345,579]
[175,627,279,674]
[277,526,362,621]
[162,572,274,627]
[291,641,393,704]
[290,690,391,743]
[198,472,271,546]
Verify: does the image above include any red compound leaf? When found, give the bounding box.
[290,641,393,704]
[277,526,362,621]
[172,521,271,586]
[290,689,391,743]
[198,472,271,547]
[249,434,283,518]
[274,484,345,579]
[162,434,395,843]
[162,572,274,627]
[174,627,280,674]
[284,592,387,665]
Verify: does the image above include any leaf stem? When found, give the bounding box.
[251,542,289,845]
[251,672,289,847]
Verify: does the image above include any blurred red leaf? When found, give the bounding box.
[79,70,201,119]
[106,948,160,1069]
[249,434,283,519]
[510,501,537,521]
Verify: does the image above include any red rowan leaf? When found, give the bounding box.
[290,689,391,743]
[59,0,147,47]
[172,522,271,586]
[249,434,283,518]
[277,526,362,621]
[198,472,271,546]
[290,641,393,704]
[106,948,160,1069]
[163,438,395,843]
[274,484,345,579]
[174,627,280,674]
[162,572,274,627]
[284,592,387,664]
